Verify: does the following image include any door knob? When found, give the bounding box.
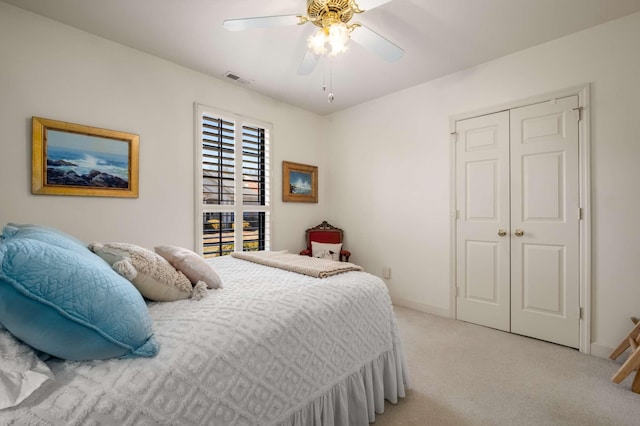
[497,229,507,237]
[514,229,524,237]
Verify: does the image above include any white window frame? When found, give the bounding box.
[194,103,272,256]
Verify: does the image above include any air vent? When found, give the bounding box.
[224,71,251,85]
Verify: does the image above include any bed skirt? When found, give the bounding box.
[281,334,408,426]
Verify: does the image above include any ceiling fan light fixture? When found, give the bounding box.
[328,22,349,55]
[307,22,351,57]
[307,30,328,55]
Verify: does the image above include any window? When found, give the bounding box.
[195,104,271,257]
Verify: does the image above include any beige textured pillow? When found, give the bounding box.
[154,245,223,289]
[311,241,342,261]
[88,242,206,302]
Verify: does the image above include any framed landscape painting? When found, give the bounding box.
[32,117,139,198]
[282,161,317,203]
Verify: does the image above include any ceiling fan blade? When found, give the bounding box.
[297,49,320,75]
[350,24,404,62]
[223,15,301,31]
[355,0,393,11]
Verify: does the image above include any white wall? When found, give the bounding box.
[0,2,326,253]
[325,12,640,355]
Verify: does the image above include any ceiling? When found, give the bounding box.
[5,0,640,115]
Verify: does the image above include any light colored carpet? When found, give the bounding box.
[374,306,640,426]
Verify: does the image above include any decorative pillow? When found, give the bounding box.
[89,242,207,302]
[0,237,158,361]
[2,223,87,254]
[155,245,223,289]
[0,324,54,409]
[311,241,342,261]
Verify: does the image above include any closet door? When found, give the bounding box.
[455,111,511,331]
[509,96,580,348]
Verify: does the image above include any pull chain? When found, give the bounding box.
[328,56,335,103]
[322,54,327,92]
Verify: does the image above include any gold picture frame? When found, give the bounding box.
[32,117,139,198]
[282,161,318,203]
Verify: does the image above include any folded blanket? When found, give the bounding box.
[231,250,363,278]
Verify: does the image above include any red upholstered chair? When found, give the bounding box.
[300,221,351,262]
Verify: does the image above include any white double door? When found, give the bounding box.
[455,95,580,348]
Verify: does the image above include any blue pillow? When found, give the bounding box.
[0,236,159,361]
[2,223,88,254]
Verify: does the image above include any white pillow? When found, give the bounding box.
[311,241,342,261]
[0,325,54,409]
[89,242,206,302]
[155,245,222,289]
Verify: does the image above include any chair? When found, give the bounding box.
[610,316,640,392]
[299,221,351,262]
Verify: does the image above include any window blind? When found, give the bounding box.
[202,115,235,205]
[197,105,271,258]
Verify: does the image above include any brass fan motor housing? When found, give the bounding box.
[306,0,362,29]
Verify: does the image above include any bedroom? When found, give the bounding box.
[1,0,640,424]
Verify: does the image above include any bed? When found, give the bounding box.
[0,224,407,425]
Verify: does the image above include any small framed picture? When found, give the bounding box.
[282,161,317,203]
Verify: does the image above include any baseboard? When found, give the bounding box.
[391,297,452,318]
[590,342,615,360]
[392,296,612,359]
[393,297,613,360]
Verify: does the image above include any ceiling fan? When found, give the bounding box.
[223,0,404,75]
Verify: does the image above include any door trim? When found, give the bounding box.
[449,84,591,354]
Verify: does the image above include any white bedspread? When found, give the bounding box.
[0,255,407,425]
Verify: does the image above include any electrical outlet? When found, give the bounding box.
[382,266,391,279]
